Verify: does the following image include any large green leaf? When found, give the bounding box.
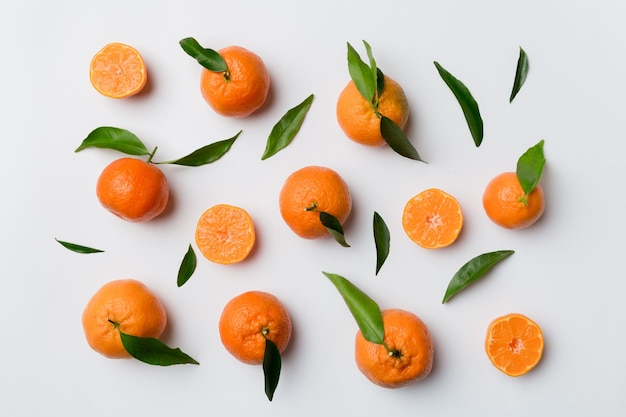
[434,61,484,147]
[323,272,384,344]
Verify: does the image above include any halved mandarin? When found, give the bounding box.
[402,188,463,249]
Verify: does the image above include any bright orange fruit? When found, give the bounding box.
[89,42,147,99]
[82,279,167,359]
[200,46,270,117]
[278,166,352,239]
[355,309,434,388]
[96,157,169,222]
[485,313,544,377]
[482,172,545,229]
[195,204,256,264]
[336,76,409,147]
[219,291,292,365]
[402,188,463,249]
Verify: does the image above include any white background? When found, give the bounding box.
[1,1,625,415]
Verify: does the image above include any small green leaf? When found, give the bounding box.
[322,272,384,345]
[156,131,241,166]
[55,238,104,254]
[177,244,197,287]
[373,212,390,275]
[75,126,150,155]
[319,211,350,247]
[119,330,199,366]
[380,116,425,161]
[179,37,228,73]
[263,338,282,401]
[363,40,378,85]
[510,47,529,103]
[516,139,545,198]
[376,68,385,99]
[442,250,515,304]
[434,61,484,147]
[347,42,377,105]
[261,94,314,160]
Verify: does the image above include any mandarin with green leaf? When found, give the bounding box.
[96,157,169,222]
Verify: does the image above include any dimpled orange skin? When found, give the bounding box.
[336,76,409,147]
[200,46,270,118]
[482,172,545,229]
[96,158,169,222]
[219,291,292,365]
[278,166,352,239]
[81,279,167,359]
[355,309,434,388]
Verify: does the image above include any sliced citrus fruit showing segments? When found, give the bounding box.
[402,188,463,249]
[485,313,544,377]
[89,42,147,98]
[195,204,255,264]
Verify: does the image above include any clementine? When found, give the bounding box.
[219,291,292,365]
[195,204,256,265]
[200,46,270,117]
[485,313,544,377]
[402,188,463,249]
[82,279,167,359]
[355,309,434,388]
[278,166,352,239]
[96,157,169,222]
[482,172,545,229]
[89,42,147,99]
[336,76,409,147]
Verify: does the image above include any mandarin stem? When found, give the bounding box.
[147,146,158,163]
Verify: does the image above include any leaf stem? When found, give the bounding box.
[305,202,318,212]
[517,194,529,206]
[146,146,158,163]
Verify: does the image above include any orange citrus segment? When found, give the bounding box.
[89,42,147,98]
[485,313,544,377]
[402,188,463,249]
[195,204,255,264]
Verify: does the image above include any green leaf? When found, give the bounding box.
[516,139,545,198]
[156,131,241,166]
[55,238,104,254]
[263,338,282,401]
[119,330,199,366]
[261,94,314,160]
[442,250,515,304]
[322,272,384,345]
[434,61,484,147]
[177,244,197,287]
[75,126,150,155]
[380,116,425,162]
[347,42,377,105]
[179,37,228,73]
[319,211,350,247]
[510,47,529,103]
[373,212,390,275]
[376,68,385,99]
[363,40,378,86]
